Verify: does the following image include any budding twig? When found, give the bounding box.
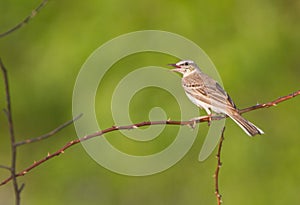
[214,127,225,205]
[0,0,48,38]
[15,113,83,147]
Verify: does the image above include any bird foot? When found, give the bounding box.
[187,117,202,129]
[207,114,212,126]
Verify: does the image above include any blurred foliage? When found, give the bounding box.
[0,0,300,204]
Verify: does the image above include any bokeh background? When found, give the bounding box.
[0,0,299,204]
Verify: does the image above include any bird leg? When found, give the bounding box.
[207,113,212,126]
[188,116,201,129]
[206,108,213,126]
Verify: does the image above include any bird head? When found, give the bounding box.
[169,60,198,76]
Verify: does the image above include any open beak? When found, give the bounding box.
[168,64,184,73]
[168,63,180,68]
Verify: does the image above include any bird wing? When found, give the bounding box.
[182,71,237,111]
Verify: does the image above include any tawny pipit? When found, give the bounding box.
[170,60,263,136]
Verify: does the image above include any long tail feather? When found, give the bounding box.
[227,111,264,137]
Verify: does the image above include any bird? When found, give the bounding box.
[169,60,263,136]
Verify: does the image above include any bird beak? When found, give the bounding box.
[168,64,184,73]
[170,68,183,73]
[168,63,180,68]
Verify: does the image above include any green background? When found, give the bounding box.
[0,0,299,204]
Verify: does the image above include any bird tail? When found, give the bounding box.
[227,111,264,137]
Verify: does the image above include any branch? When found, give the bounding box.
[0,0,48,38]
[0,58,78,204]
[0,89,299,186]
[239,90,300,113]
[15,113,83,147]
[0,165,11,171]
[214,127,225,205]
[0,58,20,204]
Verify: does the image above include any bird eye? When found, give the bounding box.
[184,62,189,66]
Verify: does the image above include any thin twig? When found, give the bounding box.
[0,58,20,205]
[15,113,83,147]
[239,90,300,113]
[18,183,25,193]
[214,127,225,205]
[0,165,11,170]
[0,0,48,38]
[0,89,299,186]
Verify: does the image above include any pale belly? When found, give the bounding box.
[185,92,227,115]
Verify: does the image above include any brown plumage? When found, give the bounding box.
[170,60,263,136]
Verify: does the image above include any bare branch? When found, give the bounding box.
[0,59,15,147]
[0,58,20,204]
[0,165,11,171]
[0,0,48,38]
[240,90,300,113]
[18,183,25,193]
[214,127,225,205]
[0,89,299,186]
[15,113,83,147]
